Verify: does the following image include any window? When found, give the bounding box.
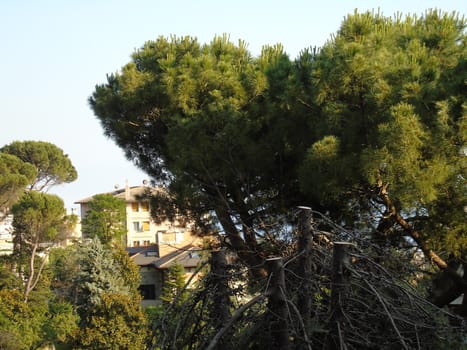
[141,202,149,212]
[139,284,156,300]
[143,240,150,246]
[133,222,142,232]
[142,221,150,231]
[133,240,140,247]
[131,202,139,212]
[189,251,200,259]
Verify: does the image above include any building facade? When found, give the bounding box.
[75,183,195,249]
[75,183,202,306]
[0,214,13,255]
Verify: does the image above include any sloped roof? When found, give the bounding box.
[128,244,201,269]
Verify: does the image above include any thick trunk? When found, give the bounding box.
[377,183,448,269]
[376,184,467,310]
[266,257,290,350]
[215,206,267,278]
[296,206,313,334]
[327,242,351,350]
[210,250,231,330]
[393,212,447,269]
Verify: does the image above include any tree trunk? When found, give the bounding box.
[327,242,352,350]
[296,206,313,338]
[215,206,267,278]
[210,250,231,331]
[377,182,448,269]
[266,257,290,350]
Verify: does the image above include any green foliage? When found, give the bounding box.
[69,238,147,349]
[41,300,79,347]
[12,191,68,245]
[299,9,466,253]
[48,242,144,349]
[0,287,76,350]
[0,257,22,290]
[111,243,142,297]
[160,263,187,304]
[1,140,77,191]
[90,35,316,277]
[81,193,127,245]
[73,292,149,350]
[11,191,71,301]
[72,238,130,318]
[48,246,81,302]
[89,11,466,347]
[0,152,37,214]
[0,289,42,349]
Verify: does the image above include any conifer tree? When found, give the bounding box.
[160,263,187,304]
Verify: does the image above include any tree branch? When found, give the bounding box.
[205,294,265,350]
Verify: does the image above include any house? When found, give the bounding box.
[128,243,202,307]
[75,183,203,306]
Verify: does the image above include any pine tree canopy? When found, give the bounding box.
[90,10,466,272]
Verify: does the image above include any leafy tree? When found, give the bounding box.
[111,243,142,296]
[90,35,313,277]
[1,140,77,192]
[81,193,127,245]
[88,10,467,347]
[0,283,78,350]
[48,245,81,303]
[74,292,149,350]
[87,11,467,349]
[160,263,188,304]
[0,256,22,290]
[0,289,42,349]
[41,300,79,348]
[11,191,73,301]
[299,9,466,266]
[70,238,148,349]
[0,153,37,216]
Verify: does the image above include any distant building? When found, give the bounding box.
[0,208,81,255]
[75,183,196,250]
[75,183,203,306]
[0,214,13,255]
[128,244,202,307]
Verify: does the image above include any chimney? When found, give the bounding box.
[125,179,130,201]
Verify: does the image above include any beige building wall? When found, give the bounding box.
[76,184,198,250]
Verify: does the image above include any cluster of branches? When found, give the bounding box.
[150,209,465,350]
[88,9,466,349]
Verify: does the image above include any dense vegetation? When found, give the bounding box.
[90,9,466,349]
[0,8,465,349]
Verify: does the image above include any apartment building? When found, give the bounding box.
[0,214,13,255]
[75,183,203,306]
[75,183,196,250]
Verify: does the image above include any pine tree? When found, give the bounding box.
[160,263,187,304]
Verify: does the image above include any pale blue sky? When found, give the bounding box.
[1,1,465,211]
